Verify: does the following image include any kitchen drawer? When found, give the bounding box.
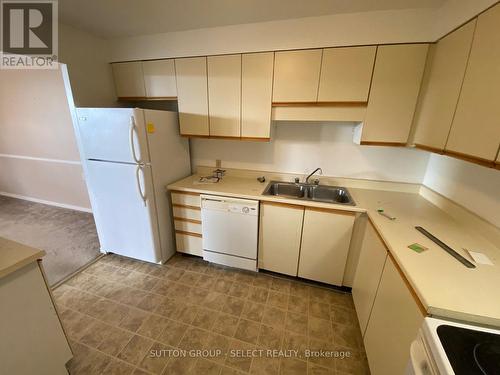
[173,206,201,221]
[171,192,201,207]
[174,219,202,234]
[175,232,202,256]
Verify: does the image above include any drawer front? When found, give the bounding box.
[173,206,201,221]
[171,192,201,207]
[175,233,202,256]
[174,219,202,234]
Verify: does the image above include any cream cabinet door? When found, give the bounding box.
[363,256,425,375]
[175,57,210,136]
[413,21,476,151]
[272,49,322,102]
[298,208,355,286]
[362,44,428,144]
[207,54,241,137]
[241,52,274,139]
[1,262,72,375]
[352,221,388,336]
[446,4,500,162]
[318,46,376,102]
[258,202,304,276]
[111,62,146,99]
[142,59,177,98]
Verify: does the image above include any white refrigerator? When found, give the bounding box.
[75,108,190,263]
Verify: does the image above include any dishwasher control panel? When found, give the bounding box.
[201,195,259,216]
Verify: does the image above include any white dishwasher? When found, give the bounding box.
[201,195,259,271]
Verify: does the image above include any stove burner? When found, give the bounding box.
[437,325,500,375]
[473,342,500,375]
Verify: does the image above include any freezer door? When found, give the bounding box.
[76,108,150,163]
[86,160,162,263]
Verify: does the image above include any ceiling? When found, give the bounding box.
[59,0,447,39]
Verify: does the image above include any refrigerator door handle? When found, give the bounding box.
[129,116,141,164]
[135,164,147,206]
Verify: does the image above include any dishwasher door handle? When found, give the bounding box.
[203,198,225,203]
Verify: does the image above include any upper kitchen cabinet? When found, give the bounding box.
[142,59,177,99]
[241,52,274,139]
[207,54,242,137]
[317,46,376,102]
[445,4,500,163]
[175,57,210,136]
[111,62,146,99]
[412,21,476,152]
[360,44,428,145]
[272,49,322,102]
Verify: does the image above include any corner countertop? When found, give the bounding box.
[0,237,46,279]
[168,174,500,327]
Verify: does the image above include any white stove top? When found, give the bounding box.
[421,317,500,374]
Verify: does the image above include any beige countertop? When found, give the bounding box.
[0,237,46,279]
[168,174,500,327]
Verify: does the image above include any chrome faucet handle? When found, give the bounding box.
[294,177,300,183]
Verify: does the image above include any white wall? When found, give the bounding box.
[0,24,118,211]
[108,0,497,62]
[191,122,430,183]
[423,154,500,227]
[59,23,116,107]
[0,68,91,210]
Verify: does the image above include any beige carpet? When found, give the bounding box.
[0,195,100,285]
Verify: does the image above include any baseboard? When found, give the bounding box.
[0,191,92,213]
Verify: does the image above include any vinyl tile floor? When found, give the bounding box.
[54,253,370,375]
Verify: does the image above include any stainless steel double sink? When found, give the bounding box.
[262,181,355,206]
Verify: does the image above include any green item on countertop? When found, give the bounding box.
[408,243,428,253]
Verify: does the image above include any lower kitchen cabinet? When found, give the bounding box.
[175,232,202,256]
[298,207,355,285]
[352,220,388,336]
[363,255,425,375]
[258,202,304,276]
[258,202,355,285]
[1,258,72,374]
[170,191,203,256]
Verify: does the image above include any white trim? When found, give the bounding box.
[0,192,92,213]
[0,153,81,165]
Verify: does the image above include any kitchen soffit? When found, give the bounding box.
[59,0,446,38]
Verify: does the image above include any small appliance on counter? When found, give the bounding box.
[407,317,500,375]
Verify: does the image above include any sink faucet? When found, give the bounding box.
[305,168,323,184]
